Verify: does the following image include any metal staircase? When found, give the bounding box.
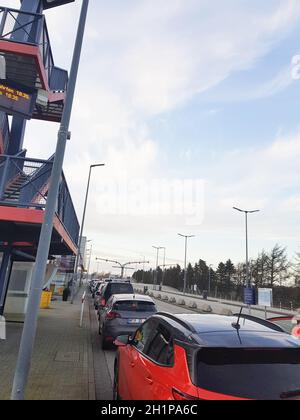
[4,172,28,203]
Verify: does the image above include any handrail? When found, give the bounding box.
[0,154,50,164]
[0,154,79,247]
[0,7,65,91]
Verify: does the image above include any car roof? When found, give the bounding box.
[154,313,300,349]
[111,294,155,303]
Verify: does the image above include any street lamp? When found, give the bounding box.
[71,163,105,302]
[233,207,260,288]
[96,258,149,278]
[86,242,93,278]
[208,264,213,296]
[152,246,164,290]
[161,247,166,289]
[178,234,195,294]
[11,0,90,401]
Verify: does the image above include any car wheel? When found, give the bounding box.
[113,360,121,400]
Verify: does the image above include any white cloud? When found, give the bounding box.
[4,0,300,269]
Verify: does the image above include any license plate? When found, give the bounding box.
[127,319,145,325]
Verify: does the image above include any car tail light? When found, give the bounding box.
[172,388,200,401]
[292,326,300,339]
[106,311,121,320]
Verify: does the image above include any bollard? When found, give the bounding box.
[80,292,86,328]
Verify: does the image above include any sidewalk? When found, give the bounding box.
[0,289,96,400]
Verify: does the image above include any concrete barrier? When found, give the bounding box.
[189,301,198,309]
[162,295,169,301]
[169,297,176,304]
[157,294,162,300]
[199,303,213,313]
[178,299,186,306]
[218,308,234,316]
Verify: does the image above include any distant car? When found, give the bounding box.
[91,281,103,298]
[94,283,106,310]
[99,294,157,349]
[97,280,134,320]
[113,313,300,400]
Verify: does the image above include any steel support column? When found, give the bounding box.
[0,246,12,316]
[7,118,27,155]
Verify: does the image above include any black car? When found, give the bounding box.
[114,312,300,400]
[97,280,134,319]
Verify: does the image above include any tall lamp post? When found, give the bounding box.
[96,258,149,278]
[208,264,213,296]
[11,0,90,400]
[233,207,260,288]
[178,234,195,294]
[86,242,93,278]
[71,163,105,302]
[161,247,166,290]
[152,246,164,290]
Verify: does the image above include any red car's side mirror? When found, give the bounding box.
[114,335,130,347]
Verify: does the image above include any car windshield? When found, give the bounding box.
[113,300,156,312]
[196,348,300,400]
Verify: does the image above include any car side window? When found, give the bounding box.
[132,319,157,353]
[106,297,113,309]
[145,323,174,366]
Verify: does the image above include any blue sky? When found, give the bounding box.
[4,0,300,273]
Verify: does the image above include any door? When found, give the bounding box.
[122,319,158,400]
[129,320,175,400]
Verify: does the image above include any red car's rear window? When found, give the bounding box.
[196,348,300,400]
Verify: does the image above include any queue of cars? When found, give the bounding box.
[89,278,300,400]
[89,278,158,349]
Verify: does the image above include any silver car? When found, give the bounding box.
[98,294,157,349]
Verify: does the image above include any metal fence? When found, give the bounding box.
[0,153,79,247]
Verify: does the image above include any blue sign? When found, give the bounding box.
[244,287,256,305]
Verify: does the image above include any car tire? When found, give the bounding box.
[113,360,121,400]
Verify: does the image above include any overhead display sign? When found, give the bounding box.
[42,0,75,9]
[0,79,37,119]
[258,288,273,308]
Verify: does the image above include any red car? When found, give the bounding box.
[114,312,300,400]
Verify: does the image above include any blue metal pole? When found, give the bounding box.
[0,156,10,200]
[0,246,12,316]
[11,0,90,400]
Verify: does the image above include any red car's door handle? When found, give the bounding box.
[146,375,153,385]
[130,362,135,368]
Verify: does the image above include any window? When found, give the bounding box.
[145,323,174,366]
[196,348,300,400]
[104,283,133,300]
[113,300,156,312]
[132,319,157,353]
